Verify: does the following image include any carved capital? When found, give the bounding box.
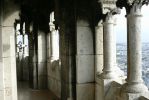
[129,0,149,6]
[129,2,142,15]
[98,0,117,14]
[116,0,149,14]
[104,8,121,21]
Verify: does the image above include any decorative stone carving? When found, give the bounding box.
[99,0,118,14]
[116,0,149,14]
[104,8,121,21]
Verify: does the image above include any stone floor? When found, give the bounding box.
[17,81,59,100]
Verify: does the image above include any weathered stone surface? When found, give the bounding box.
[95,21,104,75]
[37,31,47,89]
[38,75,47,89]
[0,62,3,89]
[119,3,149,96]
[97,77,123,100]
[118,92,149,100]
[76,55,95,83]
[47,60,61,93]
[38,62,47,76]
[139,96,149,100]
[47,31,61,98]
[76,19,95,84]
[2,27,15,57]
[95,54,103,75]
[48,77,61,98]
[76,83,95,100]
[4,87,12,100]
[77,20,94,55]
[0,90,4,100]
[95,83,103,100]
[95,23,103,55]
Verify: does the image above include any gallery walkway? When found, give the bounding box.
[17,82,59,100]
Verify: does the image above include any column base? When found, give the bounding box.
[96,75,123,100]
[117,91,149,100]
[101,66,124,79]
[117,83,149,100]
[121,83,149,93]
[100,71,120,79]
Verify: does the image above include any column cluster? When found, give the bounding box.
[97,0,149,99]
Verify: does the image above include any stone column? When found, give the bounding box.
[59,10,76,100]
[102,12,118,79]
[47,31,51,90]
[50,29,59,60]
[95,20,103,75]
[37,30,47,89]
[50,30,54,60]
[124,3,148,93]
[22,25,29,81]
[115,2,149,99]
[47,32,51,62]
[28,24,38,89]
[95,20,104,100]
[97,9,124,100]
[49,12,55,60]
[101,9,124,79]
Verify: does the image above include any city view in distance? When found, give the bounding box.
[117,43,149,88]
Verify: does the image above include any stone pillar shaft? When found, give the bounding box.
[123,3,148,93]
[37,31,47,89]
[127,13,142,83]
[102,16,116,78]
[95,21,103,75]
[50,30,54,59]
[113,20,117,68]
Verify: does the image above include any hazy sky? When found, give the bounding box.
[115,6,149,43]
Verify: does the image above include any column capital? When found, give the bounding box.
[103,8,120,23]
[117,0,149,14]
[98,0,117,14]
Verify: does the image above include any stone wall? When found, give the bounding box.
[76,20,95,100]
[0,0,19,100]
[47,59,61,98]
[47,31,61,98]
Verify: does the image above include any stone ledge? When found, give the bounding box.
[96,76,125,100]
[139,96,149,100]
[117,91,149,100]
[76,83,95,100]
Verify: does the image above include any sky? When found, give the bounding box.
[115,6,149,43]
